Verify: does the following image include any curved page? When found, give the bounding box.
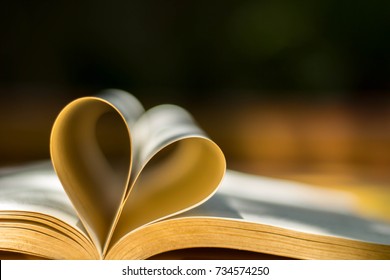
[50,90,226,256]
[50,91,141,252]
[107,104,226,252]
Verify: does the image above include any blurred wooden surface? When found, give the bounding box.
[193,99,390,221]
[1,91,389,178]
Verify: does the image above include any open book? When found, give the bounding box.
[0,89,389,259]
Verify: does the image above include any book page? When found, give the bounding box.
[184,170,390,245]
[97,89,145,128]
[108,104,225,252]
[0,161,85,234]
[49,90,225,255]
[50,90,144,252]
[130,104,207,178]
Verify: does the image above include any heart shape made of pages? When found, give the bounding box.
[50,92,225,254]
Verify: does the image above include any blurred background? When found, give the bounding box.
[0,1,390,212]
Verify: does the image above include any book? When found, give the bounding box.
[0,89,389,260]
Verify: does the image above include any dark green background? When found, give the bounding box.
[1,0,389,103]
